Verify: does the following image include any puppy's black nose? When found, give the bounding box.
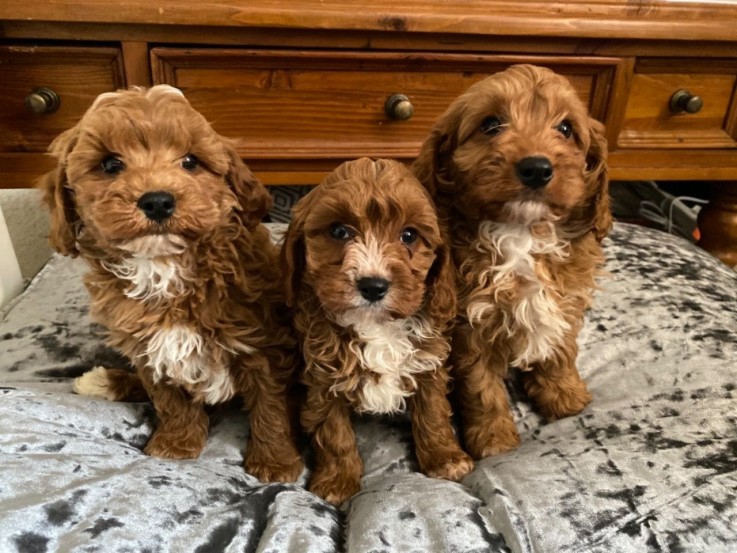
[137,191,176,222]
[515,156,554,189]
[357,277,390,303]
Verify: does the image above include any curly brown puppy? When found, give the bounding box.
[413,65,612,459]
[40,85,303,483]
[282,157,473,504]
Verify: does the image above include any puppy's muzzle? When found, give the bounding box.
[137,191,176,222]
[515,156,554,189]
[357,277,390,303]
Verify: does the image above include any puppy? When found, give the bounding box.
[413,65,612,459]
[40,85,303,482]
[282,158,473,504]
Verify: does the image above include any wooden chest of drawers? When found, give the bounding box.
[1,0,737,262]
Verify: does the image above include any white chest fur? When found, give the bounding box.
[102,257,186,302]
[144,325,235,404]
[466,219,571,367]
[336,311,442,414]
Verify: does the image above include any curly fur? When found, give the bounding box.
[413,65,611,460]
[39,85,303,482]
[282,158,473,504]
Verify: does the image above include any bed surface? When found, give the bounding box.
[1,222,736,553]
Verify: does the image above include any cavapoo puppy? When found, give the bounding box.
[414,64,612,459]
[282,157,473,504]
[40,85,303,482]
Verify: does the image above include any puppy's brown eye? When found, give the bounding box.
[329,223,351,241]
[100,156,125,175]
[181,154,199,172]
[556,120,573,139]
[480,116,503,136]
[400,228,418,245]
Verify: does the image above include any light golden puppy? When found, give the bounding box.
[282,158,473,504]
[40,85,303,482]
[414,65,611,459]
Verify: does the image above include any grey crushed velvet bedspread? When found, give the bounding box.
[1,222,736,553]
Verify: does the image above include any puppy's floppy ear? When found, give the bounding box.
[38,126,81,257]
[585,118,612,242]
[223,140,273,229]
[412,104,461,197]
[280,188,320,307]
[425,241,457,326]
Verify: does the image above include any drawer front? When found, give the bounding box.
[0,46,125,153]
[152,49,624,160]
[618,59,737,149]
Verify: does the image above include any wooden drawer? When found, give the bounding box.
[618,59,737,149]
[0,45,125,153]
[152,49,625,162]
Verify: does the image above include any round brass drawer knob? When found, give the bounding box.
[669,89,703,114]
[25,87,61,115]
[385,93,414,121]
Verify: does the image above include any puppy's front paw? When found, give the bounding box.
[534,379,592,421]
[144,426,207,459]
[423,450,475,482]
[245,453,304,483]
[309,471,361,506]
[465,417,520,459]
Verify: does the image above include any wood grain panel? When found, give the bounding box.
[1,1,737,41]
[4,21,737,61]
[698,183,737,267]
[152,49,622,160]
[0,153,56,189]
[122,41,152,87]
[0,46,125,153]
[608,150,737,181]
